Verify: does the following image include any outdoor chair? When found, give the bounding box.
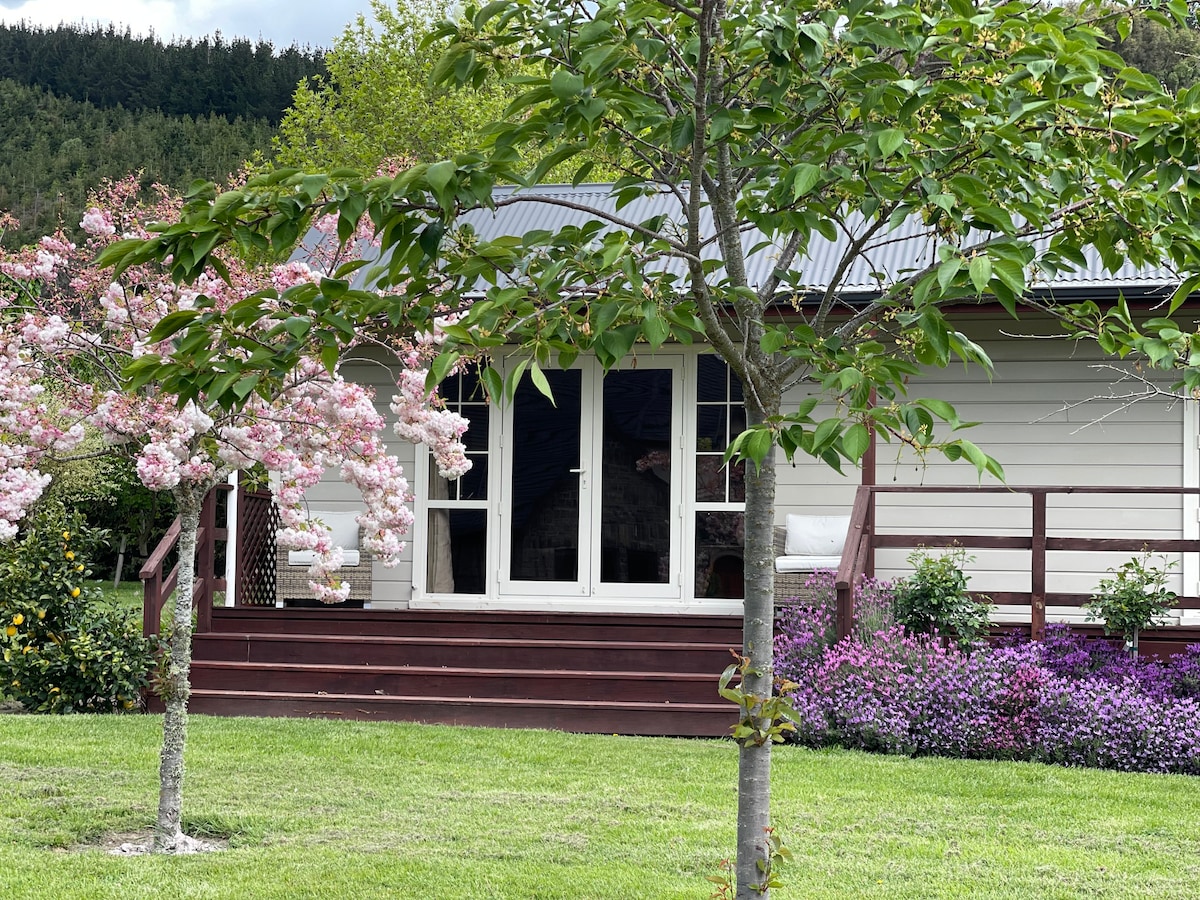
[773,514,850,607]
[275,510,372,605]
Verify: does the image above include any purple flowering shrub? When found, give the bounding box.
[776,599,1200,774]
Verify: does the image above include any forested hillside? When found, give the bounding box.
[0,23,324,123]
[0,80,278,244]
[0,23,325,247]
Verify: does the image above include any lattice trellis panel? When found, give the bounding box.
[236,488,279,606]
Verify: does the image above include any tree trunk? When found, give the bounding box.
[153,482,206,852]
[736,401,778,899]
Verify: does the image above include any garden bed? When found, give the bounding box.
[776,571,1200,775]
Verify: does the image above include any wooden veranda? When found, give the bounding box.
[832,484,1200,657]
[138,483,1200,732]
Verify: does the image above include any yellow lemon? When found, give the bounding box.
[70,587,80,598]
[62,531,70,540]
[65,551,75,560]
[76,564,83,572]
[11,614,23,626]
[36,610,45,620]
[5,626,15,637]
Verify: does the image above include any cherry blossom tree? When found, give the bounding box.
[0,177,470,852]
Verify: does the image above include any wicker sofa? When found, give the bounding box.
[773,514,850,608]
[275,511,372,605]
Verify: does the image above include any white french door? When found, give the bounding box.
[497,357,684,603]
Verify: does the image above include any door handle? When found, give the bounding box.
[569,468,586,474]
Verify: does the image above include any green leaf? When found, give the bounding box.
[550,69,584,100]
[480,366,503,402]
[843,423,870,462]
[529,360,554,403]
[936,257,962,293]
[503,359,528,403]
[875,128,905,159]
[790,164,822,200]
[146,309,201,343]
[968,256,992,294]
[425,160,457,197]
[669,115,695,151]
[642,314,669,348]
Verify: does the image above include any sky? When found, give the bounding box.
[0,0,373,50]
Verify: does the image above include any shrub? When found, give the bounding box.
[1083,552,1176,655]
[778,620,1200,775]
[0,505,156,713]
[892,545,990,649]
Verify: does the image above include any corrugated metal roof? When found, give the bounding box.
[302,183,1180,299]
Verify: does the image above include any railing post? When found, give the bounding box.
[835,582,852,641]
[195,487,216,633]
[866,487,876,580]
[1031,490,1046,641]
[143,569,163,638]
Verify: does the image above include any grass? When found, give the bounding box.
[88,579,144,611]
[0,716,1198,899]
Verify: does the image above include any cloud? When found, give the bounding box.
[0,0,371,49]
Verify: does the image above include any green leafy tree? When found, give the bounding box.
[273,0,517,171]
[105,0,1200,892]
[1105,11,1200,91]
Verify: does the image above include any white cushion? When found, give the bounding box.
[287,549,362,567]
[319,511,361,549]
[775,555,842,573]
[285,510,363,567]
[784,514,849,557]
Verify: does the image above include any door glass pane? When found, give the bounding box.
[600,369,672,584]
[509,369,582,581]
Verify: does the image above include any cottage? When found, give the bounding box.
[146,185,1200,732]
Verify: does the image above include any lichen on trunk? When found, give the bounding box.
[153,482,206,852]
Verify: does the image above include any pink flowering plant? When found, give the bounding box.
[0,175,472,851]
[0,176,470,601]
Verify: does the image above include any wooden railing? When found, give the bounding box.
[833,485,1200,641]
[140,484,231,637]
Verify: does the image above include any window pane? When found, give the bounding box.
[696,406,727,452]
[697,354,727,402]
[461,410,489,451]
[695,512,744,598]
[426,509,487,594]
[459,455,488,501]
[729,459,746,502]
[696,455,727,503]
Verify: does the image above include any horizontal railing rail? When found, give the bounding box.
[833,484,1200,641]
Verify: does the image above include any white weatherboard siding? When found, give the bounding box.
[840,317,1188,622]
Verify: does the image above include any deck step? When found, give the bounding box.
[189,660,724,703]
[180,608,743,736]
[209,607,744,644]
[194,632,735,672]
[182,689,736,737]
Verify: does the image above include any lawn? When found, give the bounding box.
[88,579,144,611]
[1,716,1198,899]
